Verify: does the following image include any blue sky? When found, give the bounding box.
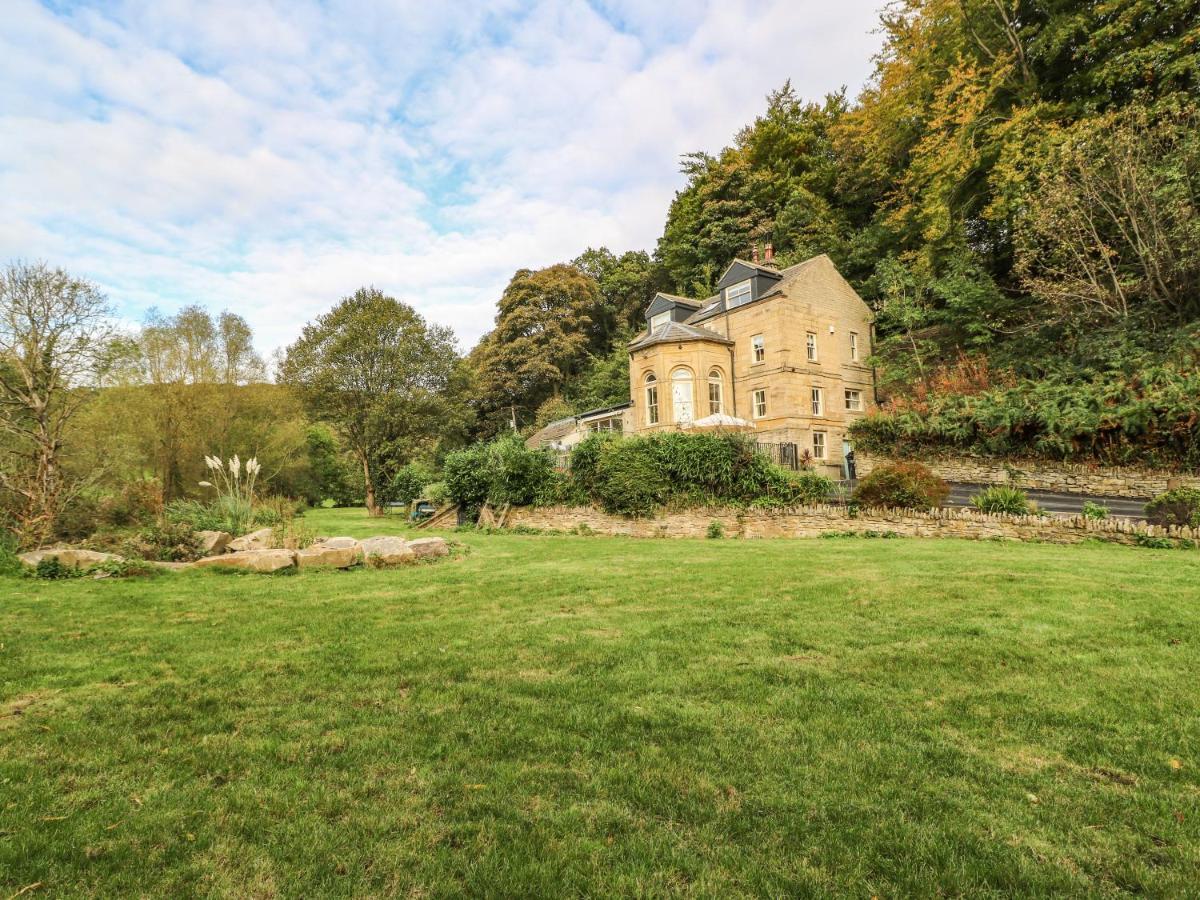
[1,0,885,355]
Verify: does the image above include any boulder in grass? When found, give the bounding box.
[194,549,297,573]
[196,530,232,555]
[316,536,360,550]
[227,527,275,552]
[19,548,124,569]
[296,542,362,569]
[359,536,416,566]
[406,537,449,560]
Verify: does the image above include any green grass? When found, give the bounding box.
[2,508,1199,896]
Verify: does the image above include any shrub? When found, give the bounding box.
[487,435,556,506]
[98,478,163,528]
[272,518,318,550]
[35,557,84,580]
[706,520,724,539]
[569,433,616,493]
[423,481,449,505]
[444,436,557,513]
[970,485,1032,515]
[443,444,492,514]
[1081,500,1110,520]
[570,432,832,516]
[853,462,949,509]
[165,497,248,534]
[391,463,437,507]
[1144,488,1200,529]
[590,439,673,516]
[252,495,305,528]
[118,521,203,562]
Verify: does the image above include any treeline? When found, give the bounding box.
[5,0,1199,545]
[469,0,1200,466]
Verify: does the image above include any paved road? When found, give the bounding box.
[945,483,1148,519]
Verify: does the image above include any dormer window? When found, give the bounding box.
[650,311,670,331]
[725,279,752,309]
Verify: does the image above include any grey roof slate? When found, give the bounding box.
[628,319,733,351]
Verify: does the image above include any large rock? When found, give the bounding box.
[196,530,232,555]
[359,536,416,566]
[296,540,363,569]
[227,527,275,553]
[194,549,297,573]
[19,548,124,569]
[317,536,361,550]
[406,537,450,560]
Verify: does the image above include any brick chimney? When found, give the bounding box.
[764,243,774,263]
[751,245,760,263]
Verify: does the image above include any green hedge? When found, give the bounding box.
[443,432,835,519]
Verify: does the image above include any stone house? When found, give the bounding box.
[626,253,875,478]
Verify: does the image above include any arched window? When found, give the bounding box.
[671,367,694,425]
[707,369,724,415]
[644,373,659,425]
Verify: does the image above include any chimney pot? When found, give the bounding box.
[751,245,760,263]
[764,243,774,262]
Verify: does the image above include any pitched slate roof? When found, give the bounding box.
[628,319,733,351]
[685,255,825,325]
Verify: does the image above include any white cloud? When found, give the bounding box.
[0,0,885,354]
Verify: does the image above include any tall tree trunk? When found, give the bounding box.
[360,450,381,517]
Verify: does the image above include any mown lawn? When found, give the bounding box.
[2,508,1198,897]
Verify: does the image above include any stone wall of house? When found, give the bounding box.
[506,504,1196,546]
[854,452,1199,499]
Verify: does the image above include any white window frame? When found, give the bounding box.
[849,331,859,362]
[845,389,862,412]
[725,279,752,309]
[811,387,823,416]
[752,389,767,419]
[812,431,827,460]
[806,332,818,362]
[645,373,659,425]
[707,370,723,415]
[751,334,765,364]
[650,311,670,331]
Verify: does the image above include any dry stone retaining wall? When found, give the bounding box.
[507,504,1197,546]
[855,452,1199,499]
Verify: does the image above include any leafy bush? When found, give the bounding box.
[487,435,556,506]
[706,520,724,539]
[1081,500,1110,520]
[35,557,84,580]
[590,439,673,516]
[573,433,833,516]
[443,444,492,514]
[98,479,163,528]
[970,485,1032,515]
[569,433,616,493]
[118,521,203,562]
[1144,488,1200,529]
[391,463,437,507]
[423,481,449,505]
[853,462,949,509]
[444,436,556,512]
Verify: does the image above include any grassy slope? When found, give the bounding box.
[1,508,1198,897]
